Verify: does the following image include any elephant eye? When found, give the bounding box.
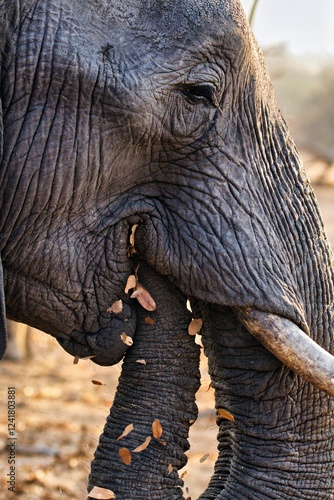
[181,84,217,107]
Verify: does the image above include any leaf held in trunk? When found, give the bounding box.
[88,486,116,499]
[152,419,163,439]
[144,316,155,325]
[119,447,132,465]
[133,436,151,452]
[116,423,134,441]
[188,318,203,336]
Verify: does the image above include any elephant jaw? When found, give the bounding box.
[235,306,334,398]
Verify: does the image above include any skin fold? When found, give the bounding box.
[0,0,333,498]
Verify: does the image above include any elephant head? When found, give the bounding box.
[1,0,334,498]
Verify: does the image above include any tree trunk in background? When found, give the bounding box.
[88,264,200,500]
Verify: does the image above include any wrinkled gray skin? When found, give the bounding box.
[1,1,334,499]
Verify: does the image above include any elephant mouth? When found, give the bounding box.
[128,217,334,398]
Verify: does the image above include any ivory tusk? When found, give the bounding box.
[234,306,334,398]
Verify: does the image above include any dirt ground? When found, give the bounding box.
[0,160,333,500]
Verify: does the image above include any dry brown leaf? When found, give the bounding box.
[107,300,123,314]
[133,436,151,453]
[131,283,156,311]
[135,359,147,365]
[217,408,235,421]
[119,447,132,465]
[199,453,209,463]
[88,486,116,499]
[168,464,173,474]
[73,355,80,365]
[124,275,137,294]
[120,333,133,346]
[188,318,203,336]
[180,470,188,479]
[129,224,138,247]
[116,423,134,442]
[144,316,155,325]
[152,419,163,439]
[91,380,106,386]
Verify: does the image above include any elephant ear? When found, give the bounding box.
[0,257,7,359]
[0,40,7,359]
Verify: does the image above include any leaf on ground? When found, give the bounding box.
[91,380,106,386]
[135,359,147,365]
[124,275,137,294]
[119,447,132,465]
[107,300,123,314]
[116,423,134,441]
[73,355,80,365]
[188,318,203,336]
[120,333,133,346]
[152,419,163,439]
[199,453,209,463]
[88,486,116,499]
[131,283,156,311]
[180,470,188,479]
[144,316,155,325]
[133,436,151,453]
[168,464,173,474]
[217,408,235,421]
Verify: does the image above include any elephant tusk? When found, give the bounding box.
[234,306,334,398]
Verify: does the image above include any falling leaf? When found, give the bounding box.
[152,419,163,439]
[116,423,134,441]
[125,275,137,294]
[144,316,155,325]
[180,470,188,479]
[91,380,105,386]
[129,224,138,247]
[168,464,173,474]
[217,408,235,421]
[199,453,209,463]
[107,300,123,314]
[73,355,80,365]
[135,359,147,365]
[88,486,116,499]
[119,447,132,465]
[133,436,151,453]
[131,283,156,311]
[121,333,133,346]
[188,318,203,336]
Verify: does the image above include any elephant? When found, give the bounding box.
[1,0,334,499]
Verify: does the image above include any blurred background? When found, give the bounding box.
[1,1,333,498]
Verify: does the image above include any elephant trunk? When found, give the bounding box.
[199,305,334,499]
[88,264,200,500]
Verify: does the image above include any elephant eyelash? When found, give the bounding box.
[180,83,218,107]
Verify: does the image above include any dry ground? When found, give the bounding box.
[1,161,333,499]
